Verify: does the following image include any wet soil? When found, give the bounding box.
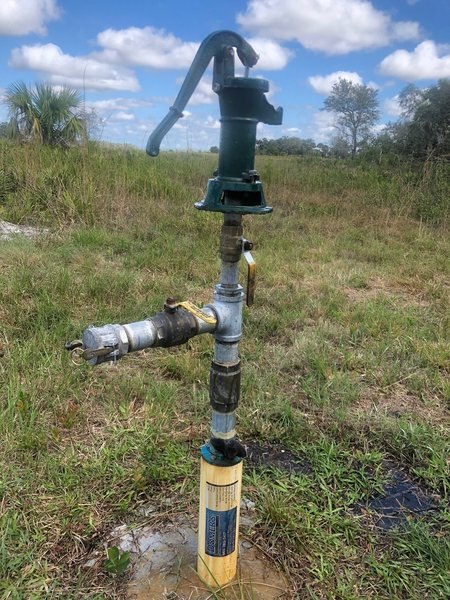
[245,441,441,530]
[128,528,288,599]
[112,516,288,599]
[245,441,311,475]
[357,465,439,530]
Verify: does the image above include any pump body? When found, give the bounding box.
[68,31,282,588]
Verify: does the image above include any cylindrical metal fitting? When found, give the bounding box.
[220,262,241,287]
[82,323,129,365]
[207,285,244,343]
[150,310,198,347]
[214,341,239,364]
[220,224,243,263]
[123,319,157,351]
[211,410,236,439]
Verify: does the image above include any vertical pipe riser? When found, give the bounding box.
[197,216,245,587]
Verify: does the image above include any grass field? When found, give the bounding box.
[1,141,449,598]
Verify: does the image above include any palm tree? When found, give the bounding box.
[5,81,86,146]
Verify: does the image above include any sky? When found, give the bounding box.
[0,0,449,151]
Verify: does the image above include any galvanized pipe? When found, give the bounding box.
[205,214,244,443]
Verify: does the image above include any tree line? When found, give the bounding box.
[1,78,448,162]
[253,78,450,161]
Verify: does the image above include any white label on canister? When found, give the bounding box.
[206,480,239,511]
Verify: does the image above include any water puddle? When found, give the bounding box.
[91,499,288,600]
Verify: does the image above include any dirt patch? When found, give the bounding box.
[245,441,311,476]
[128,525,288,599]
[84,508,290,600]
[344,277,430,308]
[354,385,447,422]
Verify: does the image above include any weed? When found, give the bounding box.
[104,547,130,576]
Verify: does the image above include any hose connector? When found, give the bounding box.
[66,301,217,366]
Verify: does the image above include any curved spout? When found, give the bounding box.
[146,30,259,157]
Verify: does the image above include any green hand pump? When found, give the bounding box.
[67,30,282,587]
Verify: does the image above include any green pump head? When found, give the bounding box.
[146,31,283,215]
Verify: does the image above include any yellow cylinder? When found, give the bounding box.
[197,456,243,587]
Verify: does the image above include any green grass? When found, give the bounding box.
[0,141,449,598]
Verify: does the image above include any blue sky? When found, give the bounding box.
[0,0,449,150]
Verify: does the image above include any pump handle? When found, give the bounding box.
[146,30,259,156]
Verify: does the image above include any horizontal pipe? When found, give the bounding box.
[80,305,217,365]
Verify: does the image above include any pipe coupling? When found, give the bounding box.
[206,288,243,343]
[210,360,241,413]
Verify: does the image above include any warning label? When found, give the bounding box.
[205,480,239,511]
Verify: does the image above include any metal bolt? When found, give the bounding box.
[164,297,178,313]
[241,170,259,183]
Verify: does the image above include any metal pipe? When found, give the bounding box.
[197,214,246,586]
[78,305,217,365]
[208,214,243,438]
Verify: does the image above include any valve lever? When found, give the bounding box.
[174,300,217,325]
[243,243,256,307]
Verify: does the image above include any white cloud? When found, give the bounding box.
[372,123,387,135]
[96,26,199,69]
[237,0,420,54]
[95,27,290,72]
[298,111,336,143]
[379,41,450,81]
[205,116,220,129]
[111,111,135,121]
[308,71,363,95]
[310,111,336,142]
[86,98,151,112]
[0,0,60,36]
[248,38,293,70]
[187,78,216,106]
[384,95,403,117]
[9,43,140,92]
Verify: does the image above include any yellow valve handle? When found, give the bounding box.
[175,301,217,325]
[243,250,256,307]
